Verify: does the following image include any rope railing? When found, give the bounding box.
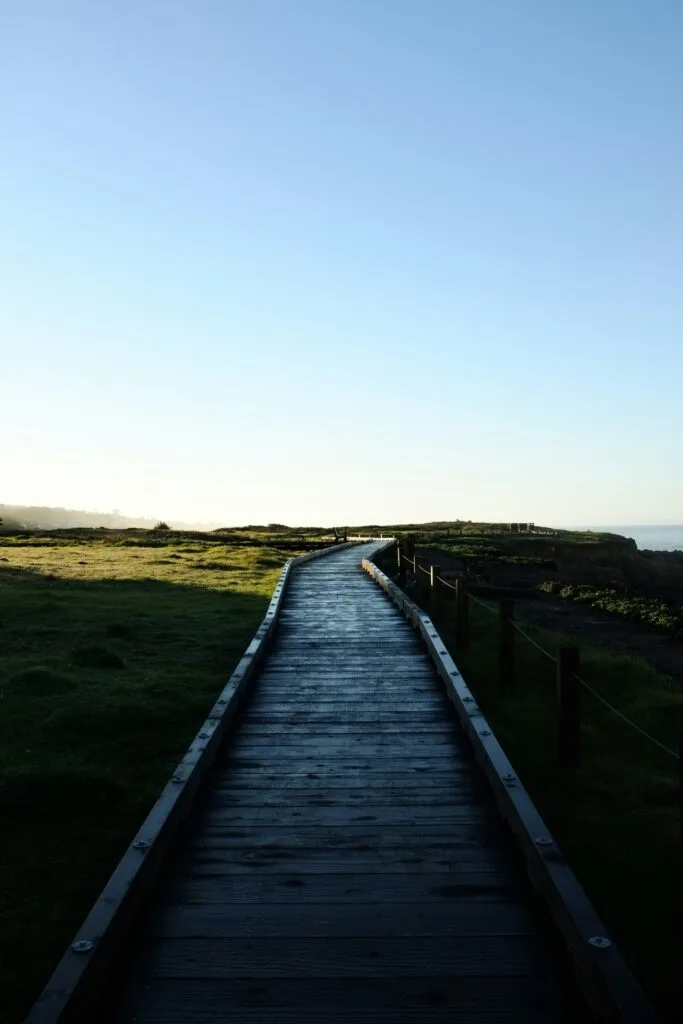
[405,555,680,762]
[468,591,496,614]
[511,620,558,665]
[574,673,679,760]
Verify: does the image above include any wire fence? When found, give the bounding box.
[399,554,680,762]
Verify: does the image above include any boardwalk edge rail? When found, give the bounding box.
[362,549,656,1024]
[26,540,364,1024]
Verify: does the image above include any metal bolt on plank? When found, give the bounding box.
[71,941,94,954]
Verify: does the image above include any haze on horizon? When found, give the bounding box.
[2,2,681,529]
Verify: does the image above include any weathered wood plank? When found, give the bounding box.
[241,710,451,723]
[178,862,509,878]
[261,656,434,665]
[217,757,472,772]
[193,831,499,855]
[139,935,544,978]
[204,788,486,806]
[230,724,457,737]
[110,977,564,1024]
[182,849,512,873]
[147,900,533,938]
[248,685,439,695]
[219,752,471,766]
[243,699,452,710]
[224,737,463,753]
[225,743,459,759]
[199,806,488,826]
[188,822,504,848]
[166,872,521,905]
[210,767,479,784]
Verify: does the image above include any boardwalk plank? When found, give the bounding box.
[199,806,488,826]
[178,855,512,874]
[147,900,533,938]
[140,935,544,978]
[112,977,563,1024]
[211,771,479,787]
[167,872,521,904]
[203,793,486,811]
[194,822,493,843]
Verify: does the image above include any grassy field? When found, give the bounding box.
[380,554,682,1020]
[0,530,306,1023]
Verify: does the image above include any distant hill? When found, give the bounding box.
[0,504,221,532]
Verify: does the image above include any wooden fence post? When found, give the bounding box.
[679,735,683,890]
[557,646,581,768]
[397,539,406,587]
[499,599,515,694]
[430,564,440,611]
[405,536,416,585]
[455,579,470,649]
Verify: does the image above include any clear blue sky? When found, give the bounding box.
[2,1,681,526]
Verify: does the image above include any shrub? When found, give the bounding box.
[537,580,683,639]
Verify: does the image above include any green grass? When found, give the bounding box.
[0,526,333,548]
[0,533,303,1023]
[385,562,682,1021]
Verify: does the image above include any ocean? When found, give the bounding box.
[575,526,683,552]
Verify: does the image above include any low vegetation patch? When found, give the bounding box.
[539,580,683,638]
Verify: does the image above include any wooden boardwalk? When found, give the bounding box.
[106,543,577,1023]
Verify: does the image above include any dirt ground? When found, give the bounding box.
[416,546,683,687]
